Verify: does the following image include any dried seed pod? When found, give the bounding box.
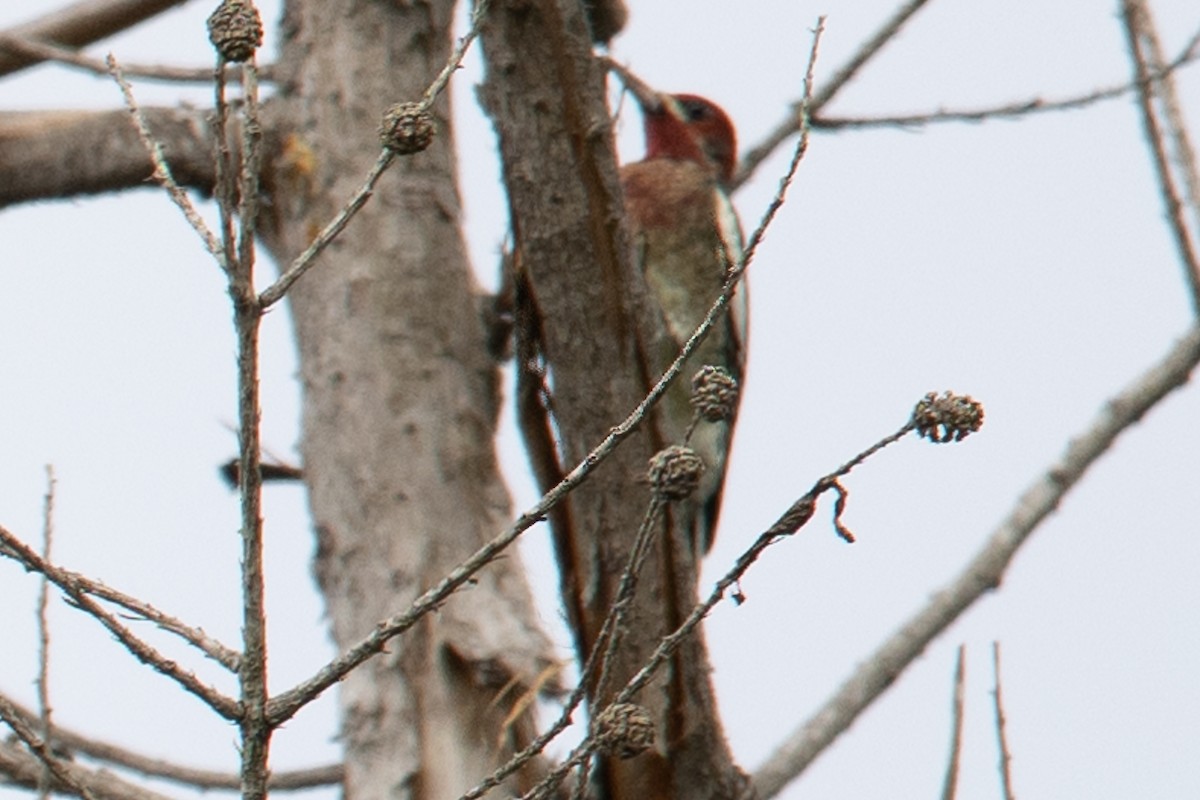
[912,391,985,443]
[380,102,436,155]
[594,702,654,759]
[647,445,705,500]
[690,364,739,423]
[207,0,263,63]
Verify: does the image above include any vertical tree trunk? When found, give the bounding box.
[479,2,746,798]
[260,2,554,798]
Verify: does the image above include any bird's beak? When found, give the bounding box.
[603,58,667,116]
[633,88,670,118]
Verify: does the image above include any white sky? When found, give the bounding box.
[1,2,1198,799]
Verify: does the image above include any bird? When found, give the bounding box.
[620,91,747,555]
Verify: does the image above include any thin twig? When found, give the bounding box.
[578,497,678,800]
[813,23,1200,131]
[214,47,272,800]
[590,499,666,705]
[0,692,341,792]
[520,413,914,800]
[0,34,274,82]
[939,645,966,800]
[423,0,493,108]
[236,61,262,288]
[616,424,913,699]
[0,526,240,719]
[0,738,174,800]
[0,527,239,668]
[36,466,56,800]
[1120,0,1200,316]
[736,15,823,269]
[813,0,931,112]
[736,11,1200,188]
[0,695,98,800]
[457,502,668,800]
[459,643,595,799]
[991,643,1016,800]
[0,0,188,79]
[212,60,237,277]
[751,325,1200,800]
[86,576,240,670]
[735,0,932,187]
[1134,10,1200,242]
[256,149,395,307]
[107,53,226,268]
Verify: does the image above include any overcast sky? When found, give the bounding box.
[1,2,1198,799]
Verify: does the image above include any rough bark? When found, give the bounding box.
[258,1,554,799]
[478,2,745,799]
[0,108,215,208]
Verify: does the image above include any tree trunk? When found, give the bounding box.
[259,2,554,798]
[478,2,746,798]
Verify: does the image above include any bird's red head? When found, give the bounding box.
[641,93,737,186]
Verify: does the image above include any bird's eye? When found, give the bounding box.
[680,99,711,122]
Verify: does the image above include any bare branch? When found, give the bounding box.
[73,748,341,793]
[0,526,240,719]
[83,578,239,671]
[1129,12,1200,241]
[211,62,238,279]
[816,0,932,111]
[0,737,174,800]
[991,643,1017,800]
[456,503,669,800]
[4,523,239,669]
[939,645,966,800]
[456,370,919,800]
[735,0,933,187]
[0,695,98,800]
[1120,0,1200,316]
[812,23,1200,131]
[0,108,215,209]
[0,693,341,792]
[218,57,272,800]
[422,0,492,108]
[0,34,274,83]
[256,149,396,308]
[615,407,930,699]
[236,62,264,288]
[751,325,1200,800]
[37,466,57,800]
[736,11,1200,187]
[519,403,926,800]
[0,0,187,78]
[590,500,667,708]
[107,54,227,268]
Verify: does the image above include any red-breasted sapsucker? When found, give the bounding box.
[621,92,747,555]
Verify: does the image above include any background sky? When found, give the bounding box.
[1,2,1198,799]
